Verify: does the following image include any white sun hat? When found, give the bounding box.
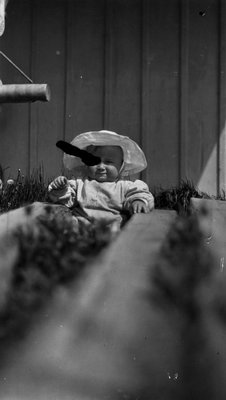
[63,130,147,176]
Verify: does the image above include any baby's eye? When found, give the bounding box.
[105,159,114,164]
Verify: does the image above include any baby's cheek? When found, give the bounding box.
[87,166,96,177]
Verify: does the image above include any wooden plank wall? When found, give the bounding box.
[0,0,31,178]
[180,0,219,194]
[0,0,225,195]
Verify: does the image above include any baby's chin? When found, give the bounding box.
[96,176,110,182]
[88,171,119,182]
[93,175,116,183]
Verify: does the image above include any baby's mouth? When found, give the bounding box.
[96,172,107,180]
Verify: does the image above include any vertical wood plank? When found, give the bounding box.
[179,0,189,182]
[104,0,142,146]
[141,0,149,185]
[65,0,105,140]
[184,0,218,194]
[29,0,66,178]
[142,0,180,189]
[219,0,226,195]
[0,0,31,178]
[141,0,150,184]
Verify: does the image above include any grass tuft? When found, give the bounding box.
[153,179,211,213]
[0,167,49,213]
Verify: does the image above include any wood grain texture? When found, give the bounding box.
[29,0,66,178]
[219,0,226,194]
[65,0,105,140]
[142,0,180,189]
[0,0,31,178]
[186,0,218,194]
[0,210,177,400]
[104,0,142,142]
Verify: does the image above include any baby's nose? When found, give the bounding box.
[97,160,105,168]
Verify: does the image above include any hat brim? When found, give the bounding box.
[63,130,147,176]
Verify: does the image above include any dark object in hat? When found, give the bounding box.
[56,140,101,166]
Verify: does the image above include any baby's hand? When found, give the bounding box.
[131,200,149,214]
[51,176,68,190]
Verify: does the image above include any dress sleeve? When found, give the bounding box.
[48,179,77,208]
[123,179,154,211]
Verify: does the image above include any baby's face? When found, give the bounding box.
[87,146,123,182]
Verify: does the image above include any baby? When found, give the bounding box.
[48,130,154,229]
